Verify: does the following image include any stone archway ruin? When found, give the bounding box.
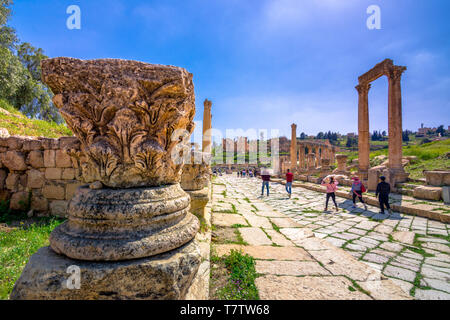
[356,59,408,186]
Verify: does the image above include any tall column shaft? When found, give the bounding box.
[202,99,212,154]
[356,83,371,174]
[388,67,405,171]
[290,124,297,170]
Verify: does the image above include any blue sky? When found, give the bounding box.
[10,0,450,141]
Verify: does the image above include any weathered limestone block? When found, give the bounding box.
[49,200,69,217]
[10,242,200,300]
[442,186,450,204]
[45,167,62,180]
[7,137,24,150]
[58,136,78,150]
[65,181,83,200]
[2,150,27,171]
[424,170,450,187]
[43,150,56,167]
[31,194,49,212]
[61,168,75,180]
[55,150,72,168]
[22,139,42,151]
[27,169,45,189]
[10,191,29,210]
[185,187,209,220]
[6,173,20,191]
[40,138,59,150]
[42,183,66,200]
[180,151,211,191]
[0,169,7,189]
[27,150,44,168]
[368,165,385,191]
[413,186,442,201]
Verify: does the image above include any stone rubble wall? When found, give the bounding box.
[0,136,83,217]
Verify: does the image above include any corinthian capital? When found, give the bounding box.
[355,82,371,95]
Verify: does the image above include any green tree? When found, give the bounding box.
[0,0,62,123]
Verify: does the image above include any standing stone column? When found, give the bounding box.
[12,58,201,300]
[307,153,316,171]
[356,83,371,179]
[202,99,212,154]
[315,146,321,167]
[290,124,297,172]
[299,144,305,170]
[388,66,406,172]
[181,151,211,223]
[335,154,348,174]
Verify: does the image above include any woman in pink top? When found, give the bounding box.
[321,176,339,212]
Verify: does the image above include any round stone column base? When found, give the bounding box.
[10,240,201,300]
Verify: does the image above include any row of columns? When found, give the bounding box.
[290,123,337,171]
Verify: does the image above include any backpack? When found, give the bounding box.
[361,183,366,193]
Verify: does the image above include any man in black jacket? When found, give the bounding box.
[376,176,392,214]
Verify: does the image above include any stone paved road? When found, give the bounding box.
[213,175,450,300]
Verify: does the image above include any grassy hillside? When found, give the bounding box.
[342,139,450,179]
[0,100,72,138]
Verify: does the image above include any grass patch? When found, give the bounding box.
[251,204,259,211]
[0,217,64,299]
[233,229,248,245]
[243,197,251,203]
[270,221,280,233]
[0,101,72,138]
[216,249,259,300]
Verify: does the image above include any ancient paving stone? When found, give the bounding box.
[270,217,301,228]
[421,242,450,254]
[325,237,346,248]
[371,249,396,258]
[414,289,450,300]
[421,277,450,293]
[383,265,416,282]
[213,244,314,261]
[401,250,424,261]
[418,237,448,244]
[347,228,367,236]
[265,229,295,247]
[332,232,360,241]
[241,213,273,229]
[392,231,415,245]
[295,237,336,251]
[379,242,404,252]
[255,275,372,300]
[355,221,378,230]
[356,280,411,300]
[389,278,414,295]
[254,210,287,218]
[212,213,247,227]
[238,227,272,246]
[308,249,381,281]
[345,243,367,252]
[420,265,450,281]
[256,260,330,276]
[280,228,314,244]
[362,253,390,265]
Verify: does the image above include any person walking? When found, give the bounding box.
[261,168,271,196]
[285,169,293,198]
[351,176,368,210]
[376,176,392,214]
[321,176,339,212]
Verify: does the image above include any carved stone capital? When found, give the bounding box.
[388,65,407,84]
[355,82,371,95]
[203,99,212,111]
[42,58,195,188]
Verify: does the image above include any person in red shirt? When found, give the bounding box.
[285,169,293,198]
